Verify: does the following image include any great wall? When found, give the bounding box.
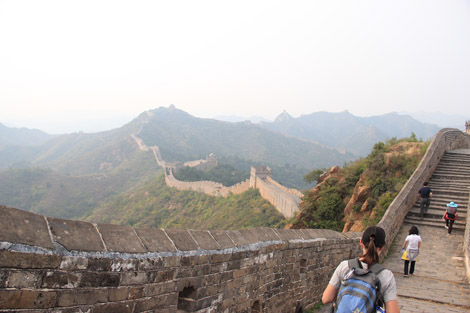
[0,128,469,312]
[131,134,302,219]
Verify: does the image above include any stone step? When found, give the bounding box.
[408,208,467,222]
[425,187,470,195]
[412,200,468,208]
[433,169,470,176]
[437,160,470,165]
[404,216,466,231]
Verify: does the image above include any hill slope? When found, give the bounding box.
[290,136,427,232]
[84,174,287,230]
[137,106,355,170]
[0,123,54,148]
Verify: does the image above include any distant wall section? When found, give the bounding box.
[250,167,303,219]
[132,135,303,218]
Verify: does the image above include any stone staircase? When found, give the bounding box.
[383,149,470,312]
[405,150,470,231]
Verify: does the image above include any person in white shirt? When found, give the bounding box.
[401,226,422,277]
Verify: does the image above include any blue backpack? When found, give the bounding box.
[334,258,385,313]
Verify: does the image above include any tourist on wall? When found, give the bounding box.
[322,225,400,313]
[443,201,458,235]
[418,182,432,218]
[401,226,422,277]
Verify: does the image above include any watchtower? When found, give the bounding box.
[250,166,272,188]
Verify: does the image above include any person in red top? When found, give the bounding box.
[444,201,458,235]
[418,182,432,218]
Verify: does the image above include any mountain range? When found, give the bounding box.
[0,105,444,222]
[260,110,440,156]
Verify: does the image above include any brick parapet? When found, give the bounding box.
[377,128,470,258]
[465,188,470,282]
[0,205,362,312]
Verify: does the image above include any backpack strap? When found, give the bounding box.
[368,263,385,275]
[347,258,362,270]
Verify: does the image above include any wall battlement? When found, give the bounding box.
[0,205,361,312]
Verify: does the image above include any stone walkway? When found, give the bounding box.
[383,223,470,312]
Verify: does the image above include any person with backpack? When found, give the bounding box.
[443,201,458,235]
[322,225,399,313]
[401,226,421,277]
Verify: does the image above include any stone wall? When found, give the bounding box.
[253,176,302,219]
[265,177,304,199]
[377,128,470,256]
[465,190,470,281]
[164,169,251,197]
[0,205,362,313]
[132,135,303,218]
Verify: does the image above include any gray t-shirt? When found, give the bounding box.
[329,260,398,303]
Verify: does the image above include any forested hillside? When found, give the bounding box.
[0,150,158,219]
[84,174,287,230]
[291,134,428,232]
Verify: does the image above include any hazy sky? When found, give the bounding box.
[1,0,469,133]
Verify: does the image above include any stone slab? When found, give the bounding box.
[188,230,220,250]
[96,224,146,253]
[244,228,280,242]
[237,229,261,244]
[225,230,250,247]
[164,229,198,251]
[274,228,305,240]
[209,230,236,249]
[48,217,105,252]
[0,205,53,249]
[134,227,177,253]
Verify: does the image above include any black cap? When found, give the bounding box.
[362,226,386,248]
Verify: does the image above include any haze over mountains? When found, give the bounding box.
[0,105,444,222]
[260,110,440,156]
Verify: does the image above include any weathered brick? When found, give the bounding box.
[210,253,232,264]
[60,256,88,270]
[227,259,241,270]
[108,287,129,302]
[206,285,218,297]
[156,269,175,283]
[87,258,112,271]
[166,293,178,306]
[128,286,145,299]
[176,277,203,291]
[57,289,108,306]
[233,268,248,279]
[163,255,181,267]
[137,257,164,271]
[0,270,7,288]
[42,271,81,289]
[121,271,151,285]
[0,251,61,269]
[79,272,120,288]
[133,294,167,312]
[111,258,139,272]
[6,271,41,288]
[174,267,194,279]
[0,290,57,309]
[91,301,133,313]
[196,264,211,276]
[146,281,176,296]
